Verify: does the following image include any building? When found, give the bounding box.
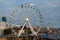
[0,17,9,35]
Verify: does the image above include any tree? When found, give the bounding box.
[4,28,12,35]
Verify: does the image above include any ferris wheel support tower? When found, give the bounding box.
[18,18,37,37]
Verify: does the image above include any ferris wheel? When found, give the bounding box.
[7,3,43,38]
[7,3,43,27]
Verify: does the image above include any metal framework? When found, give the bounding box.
[7,3,43,40]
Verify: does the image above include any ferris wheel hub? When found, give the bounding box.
[26,18,29,22]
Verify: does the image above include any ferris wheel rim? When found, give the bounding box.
[7,4,43,26]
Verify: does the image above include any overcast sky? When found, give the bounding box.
[0,0,60,28]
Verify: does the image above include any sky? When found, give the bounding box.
[0,0,60,28]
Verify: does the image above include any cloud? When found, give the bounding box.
[42,0,59,7]
[40,0,60,8]
[0,0,18,8]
